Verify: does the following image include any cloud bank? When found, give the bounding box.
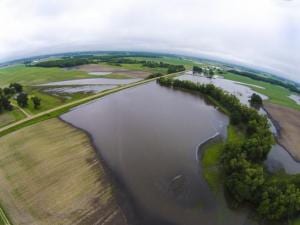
[0,0,299,81]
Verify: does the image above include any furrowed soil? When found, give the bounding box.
[264,102,300,160]
[0,118,127,225]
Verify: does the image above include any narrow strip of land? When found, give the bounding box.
[10,103,31,118]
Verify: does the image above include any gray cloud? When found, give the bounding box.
[0,0,299,81]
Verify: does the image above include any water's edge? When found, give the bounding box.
[58,117,141,225]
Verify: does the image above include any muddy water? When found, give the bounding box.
[61,82,256,225]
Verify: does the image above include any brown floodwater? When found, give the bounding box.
[61,81,262,225]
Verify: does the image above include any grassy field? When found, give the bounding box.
[0,65,98,87]
[0,109,26,128]
[223,72,300,110]
[0,118,126,225]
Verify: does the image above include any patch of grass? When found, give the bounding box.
[202,125,243,194]
[202,142,224,193]
[0,65,97,87]
[227,124,244,144]
[0,118,123,225]
[202,142,224,168]
[223,72,300,110]
[0,109,26,128]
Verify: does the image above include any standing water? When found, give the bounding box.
[61,81,255,225]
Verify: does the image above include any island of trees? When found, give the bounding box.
[157,77,300,222]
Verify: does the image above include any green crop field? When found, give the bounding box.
[0,65,96,87]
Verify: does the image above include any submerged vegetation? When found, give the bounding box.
[158,77,300,222]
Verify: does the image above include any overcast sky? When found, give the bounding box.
[0,0,299,81]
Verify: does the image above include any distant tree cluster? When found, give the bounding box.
[0,83,42,113]
[146,73,164,79]
[157,77,300,222]
[34,58,90,68]
[0,83,24,113]
[193,66,215,78]
[193,66,203,74]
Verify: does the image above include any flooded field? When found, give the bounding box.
[61,81,260,225]
[60,76,300,224]
[40,77,141,86]
[43,84,116,94]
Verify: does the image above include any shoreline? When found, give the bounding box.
[196,132,222,162]
[58,117,141,225]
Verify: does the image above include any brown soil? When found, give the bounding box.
[77,64,151,78]
[0,118,128,225]
[264,102,300,160]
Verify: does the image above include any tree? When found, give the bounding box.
[250,93,263,108]
[17,93,28,107]
[9,83,23,93]
[0,96,13,111]
[31,96,41,109]
[193,66,203,74]
[3,87,14,96]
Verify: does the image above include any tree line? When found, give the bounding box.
[33,57,185,74]
[157,77,300,222]
[228,69,300,94]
